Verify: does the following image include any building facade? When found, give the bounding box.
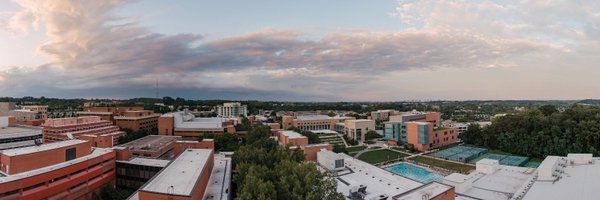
[405,122,459,151]
[42,116,126,147]
[281,115,354,131]
[0,117,42,150]
[78,107,160,132]
[344,119,376,142]
[0,140,116,200]
[22,105,48,120]
[158,111,236,140]
[216,102,247,118]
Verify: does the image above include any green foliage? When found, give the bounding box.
[343,135,358,146]
[96,185,133,200]
[332,144,348,154]
[213,133,240,151]
[233,125,343,200]
[357,149,409,164]
[461,105,600,158]
[364,130,383,140]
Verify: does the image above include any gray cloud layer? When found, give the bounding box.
[1,0,594,100]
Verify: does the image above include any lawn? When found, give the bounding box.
[357,149,409,164]
[409,156,475,173]
[346,145,367,152]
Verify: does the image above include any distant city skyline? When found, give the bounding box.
[2,0,600,101]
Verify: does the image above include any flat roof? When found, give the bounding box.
[0,148,112,183]
[140,149,213,196]
[393,182,453,200]
[311,130,338,134]
[1,139,88,156]
[523,157,600,200]
[327,153,422,199]
[117,157,171,168]
[280,130,306,139]
[120,135,180,152]
[445,165,535,200]
[0,126,42,139]
[171,111,226,129]
[296,115,351,121]
[203,153,232,200]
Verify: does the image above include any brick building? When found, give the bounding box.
[158,111,236,140]
[0,140,116,199]
[77,107,159,132]
[42,116,126,147]
[405,122,459,151]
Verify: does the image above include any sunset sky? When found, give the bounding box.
[1,0,599,101]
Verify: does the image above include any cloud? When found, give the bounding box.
[1,0,598,100]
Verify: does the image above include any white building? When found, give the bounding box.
[216,102,247,118]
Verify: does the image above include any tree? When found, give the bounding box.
[539,105,558,116]
[332,144,348,154]
[327,112,336,117]
[213,133,239,151]
[364,130,382,140]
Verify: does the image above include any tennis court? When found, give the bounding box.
[430,146,488,162]
[468,153,529,166]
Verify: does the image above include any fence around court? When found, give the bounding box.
[430,146,489,162]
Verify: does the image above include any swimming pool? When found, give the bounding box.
[384,163,444,184]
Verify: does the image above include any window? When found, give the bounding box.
[66,148,76,161]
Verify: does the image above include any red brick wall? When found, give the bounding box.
[431,187,456,200]
[302,144,333,161]
[2,141,92,175]
[158,116,174,135]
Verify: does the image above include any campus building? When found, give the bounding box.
[388,111,441,128]
[276,130,309,147]
[77,107,160,132]
[344,119,376,142]
[384,111,451,148]
[443,158,536,200]
[0,140,116,200]
[128,149,232,200]
[317,150,459,200]
[405,122,459,151]
[0,116,42,150]
[281,115,354,131]
[42,116,126,147]
[0,102,17,116]
[22,105,48,120]
[370,109,398,122]
[216,102,247,118]
[158,111,236,140]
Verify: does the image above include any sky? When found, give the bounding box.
[1,0,600,101]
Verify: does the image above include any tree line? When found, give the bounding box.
[460,105,600,158]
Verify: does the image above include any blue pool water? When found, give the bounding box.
[384,163,444,184]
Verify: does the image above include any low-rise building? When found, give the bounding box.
[344,119,375,142]
[129,149,232,200]
[443,159,536,200]
[370,109,398,122]
[281,115,354,131]
[22,105,48,120]
[0,116,42,150]
[158,111,236,140]
[316,150,460,200]
[405,122,459,151]
[42,116,126,147]
[276,130,309,147]
[78,107,160,132]
[0,140,116,199]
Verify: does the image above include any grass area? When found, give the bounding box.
[409,156,475,173]
[357,149,409,164]
[346,145,367,152]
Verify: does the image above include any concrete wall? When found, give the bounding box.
[158,116,174,135]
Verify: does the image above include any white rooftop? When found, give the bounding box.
[117,157,170,168]
[328,153,422,199]
[203,153,232,200]
[0,126,41,139]
[523,157,600,200]
[280,130,306,139]
[443,161,536,200]
[393,182,453,200]
[311,130,339,134]
[1,139,88,156]
[171,111,225,129]
[140,149,213,196]
[296,115,351,121]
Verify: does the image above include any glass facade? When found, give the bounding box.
[417,124,429,144]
